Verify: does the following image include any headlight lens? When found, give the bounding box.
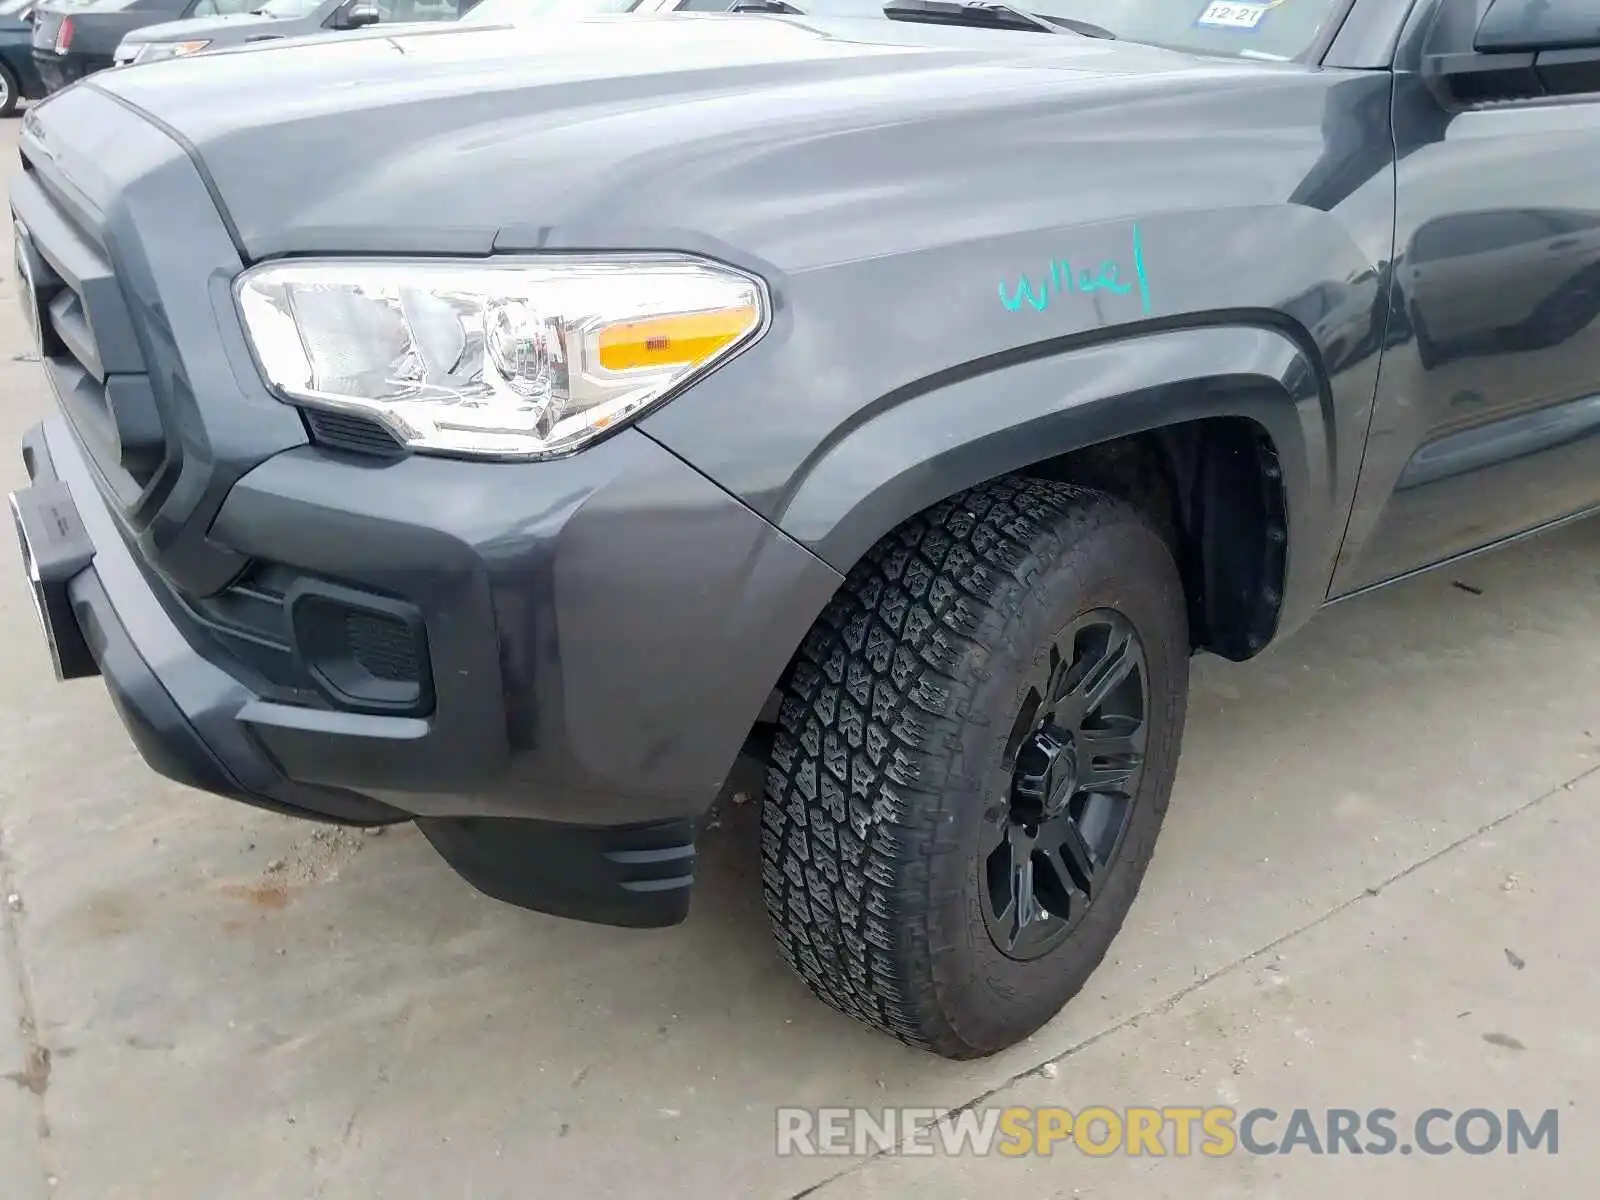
[235,256,768,460]
[134,39,212,63]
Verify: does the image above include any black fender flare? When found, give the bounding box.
[769,322,1339,642]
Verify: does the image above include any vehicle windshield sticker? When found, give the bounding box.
[997,224,1152,317]
[1195,2,1277,29]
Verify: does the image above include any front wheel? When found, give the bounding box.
[762,477,1189,1058]
[0,64,19,120]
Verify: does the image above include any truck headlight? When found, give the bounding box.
[235,256,768,460]
[133,39,212,63]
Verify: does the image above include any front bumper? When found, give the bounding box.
[13,414,840,925]
[9,79,841,927]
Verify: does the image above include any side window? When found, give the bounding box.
[190,0,258,12]
[374,0,465,20]
[676,0,733,8]
[188,0,218,13]
[1411,210,1557,263]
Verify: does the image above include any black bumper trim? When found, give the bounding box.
[14,417,717,926]
[14,409,841,928]
[417,816,697,928]
[19,417,405,826]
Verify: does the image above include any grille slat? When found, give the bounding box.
[47,288,103,380]
[304,409,408,458]
[13,169,160,505]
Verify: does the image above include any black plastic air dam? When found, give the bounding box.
[417,816,698,928]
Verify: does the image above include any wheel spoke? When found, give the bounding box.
[1078,718,1144,792]
[1058,626,1136,725]
[986,606,1152,962]
[1008,853,1040,948]
[1078,761,1138,793]
[1038,814,1098,898]
[1033,843,1080,918]
[989,824,1046,952]
[1077,724,1145,761]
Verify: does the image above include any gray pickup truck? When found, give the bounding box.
[9,0,1600,1058]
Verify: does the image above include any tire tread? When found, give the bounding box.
[762,476,1167,1055]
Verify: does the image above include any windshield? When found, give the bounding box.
[464,0,1345,60]
[1023,0,1346,60]
[464,0,644,20]
[537,0,1342,63]
[256,0,323,16]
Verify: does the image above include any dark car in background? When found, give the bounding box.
[29,0,278,92]
[0,0,43,114]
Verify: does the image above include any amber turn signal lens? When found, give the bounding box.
[595,306,759,373]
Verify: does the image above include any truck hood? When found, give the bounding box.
[120,13,281,46]
[76,13,1272,261]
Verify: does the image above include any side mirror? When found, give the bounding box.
[1423,0,1600,104]
[1475,0,1600,52]
[335,1,382,28]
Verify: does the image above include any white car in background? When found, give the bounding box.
[112,0,811,66]
[114,0,471,67]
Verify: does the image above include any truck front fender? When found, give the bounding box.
[765,322,1338,644]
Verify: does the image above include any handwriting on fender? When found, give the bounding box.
[997,223,1152,317]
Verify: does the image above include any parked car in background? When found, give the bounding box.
[114,0,475,66]
[32,0,199,92]
[117,0,808,64]
[461,0,836,21]
[0,0,44,115]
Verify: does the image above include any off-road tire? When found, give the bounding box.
[761,476,1189,1058]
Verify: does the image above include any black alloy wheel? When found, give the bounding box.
[763,477,1190,1058]
[983,610,1148,961]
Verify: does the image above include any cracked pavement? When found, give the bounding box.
[0,121,1597,1198]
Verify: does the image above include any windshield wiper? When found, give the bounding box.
[883,1,1114,38]
[731,0,805,12]
[883,1,1056,36]
[1038,13,1115,38]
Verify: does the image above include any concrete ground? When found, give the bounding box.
[0,120,1596,1199]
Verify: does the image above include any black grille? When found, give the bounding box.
[346,611,423,683]
[304,409,408,458]
[13,161,167,505]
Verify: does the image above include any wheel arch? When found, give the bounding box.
[769,320,1339,660]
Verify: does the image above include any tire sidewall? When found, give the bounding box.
[925,508,1190,1053]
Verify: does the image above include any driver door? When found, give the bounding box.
[1332,0,1600,593]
